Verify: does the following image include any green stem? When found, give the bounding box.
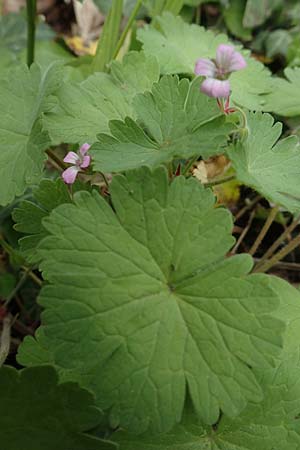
[204,174,236,188]
[100,172,110,189]
[21,266,43,287]
[4,271,28,308]
[195,5,201,24]
[113,0,143,59]
[26,0,37,66]
[234,106,248,130]
[249,206,279,256]
[182,156,199,176]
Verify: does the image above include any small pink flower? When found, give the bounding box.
[195,44,246,98]
[62,143,91,184]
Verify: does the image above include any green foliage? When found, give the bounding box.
[115,353,300,449]
[265,30,293,58]
[13,179,71,263]
[287,35,300,67]
[91,76,232,172]
[264,68,300,116]
[223,0,252,41]
[137,12,274,110]
[0,273,16,297]
[0,365,115,450]
[113,278,300,450]
[0,63,62,206]
[243,0,282,27]
[44,51,160,145]
[144,0,184,15]
[92,0,123,72]
[0,12,54,54]
[3,4,300,447]
[18,167,285,433]
[228,112,300,213]
[0,13,60,75]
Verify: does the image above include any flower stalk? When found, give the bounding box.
[26,0,37,66]
[113,0,143,59]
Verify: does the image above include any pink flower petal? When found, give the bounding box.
[216,44,235,72]
[79,143,91,156]
[194,58,216,77]
[201,78,230,98]
[62,166,80,184]
[216,44,246,74]
[80,155,91,169]
[63,151,80,165]
[227,51,247,72]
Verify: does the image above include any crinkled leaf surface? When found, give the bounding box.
[137,12,273,110]
[0,365,115,450]
[18,167,284,433]
[115,278,300,450]
[264,68,300,117]
[115,357,300,450]
[91,76,231,172]
[0,63,62,206]
[13,179,71,263]
[44,51,160,145]
[227,112,300,214]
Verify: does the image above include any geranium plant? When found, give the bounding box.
[1,1,300,449]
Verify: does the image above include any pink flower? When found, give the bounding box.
[195,44,246,98]
[62,143,91,184]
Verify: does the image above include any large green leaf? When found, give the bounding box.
[0,365,115,450]
[44,51,160,145]
[18,167,284,433]
[264,68,300,117]
[91,76,231,172]
[115,278,300,450]
[0,63,62,206]
[115,355,300,450]
[137,12,274,110]
[227,112,300,214]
